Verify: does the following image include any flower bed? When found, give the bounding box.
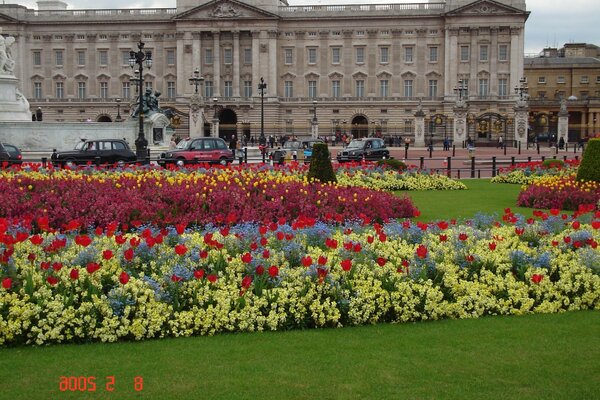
[1,210,599,345]
[491,160,579,185]
[336,166,467,191]
[517,174,600,211]
[0,167,418,229]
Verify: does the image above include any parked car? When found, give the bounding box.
[158,137,234,167]
[336,138,390,163]
[271,140,302,164]
[0,143,23,167]
[301,139,325,163]
[51,139,137,167]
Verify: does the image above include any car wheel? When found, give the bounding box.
[176,158,186,167]
[116,159,127,167]
[64,159,77,168]
[219,157,229,166]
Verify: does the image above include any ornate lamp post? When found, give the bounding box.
[311,100,318,139]
[189,68,204,94]
[212,97,219,137]
[258,77,267,138]
[454,79,468,102]
[128,41,152,162]
[115,98,122,122]
[514,77,528,101]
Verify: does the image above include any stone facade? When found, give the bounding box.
[524,43,600,142]
[0,0,529,144]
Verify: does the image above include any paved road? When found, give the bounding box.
[21,143,582,178]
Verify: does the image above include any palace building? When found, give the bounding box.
[0,0,529,144]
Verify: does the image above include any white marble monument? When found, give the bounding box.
[0,32,31,121]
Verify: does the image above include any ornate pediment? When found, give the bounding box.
[446,0,528,16]
[173,0,279,20]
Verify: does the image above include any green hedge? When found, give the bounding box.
[576,138,600,182]
[376,158,407,171]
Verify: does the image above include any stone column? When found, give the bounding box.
[233,31,240,97]
[558,105,569,145]
[414,106,426,146]
[453,105,468,145]
[509,27,522,94]
[251,30,260,97]
[189,94,204,138]
[513,101,529,146]
[268,30,277,99]
[213,31,221,97]
[176,32,187,99]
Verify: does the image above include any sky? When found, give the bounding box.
[8,0,600,54]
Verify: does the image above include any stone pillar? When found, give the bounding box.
[558,106,569,145]
[268,30,277,99]
[176,32,188,99]
[453,105,468,145]
[212,117,219,138]
[513,101,529,146]
[233,31,240,97]
[189,94,204,138]
[311,120,319,139]
[251,30,260,96]
[213,31,221,97]
[414,106,426,147]
[191,32,202,95]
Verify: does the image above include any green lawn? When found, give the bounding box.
[3,178,598,399]
[1,311,599,400]
[402,179,535,222]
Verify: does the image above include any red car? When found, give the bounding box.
[158,137,235,167]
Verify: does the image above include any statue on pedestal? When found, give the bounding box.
[0,35,16,75]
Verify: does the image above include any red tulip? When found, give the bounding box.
[376,257,386,267]
[1,277,11,289]
[416,245,428,259]
[439,234,447,242]
[531,274,544,284]
[458,233,468,241]
[489,242,497,251]
[171,274,183,283]
[318,255,328,265]
[69,269,79,280]
[86,262,100,274]
[119,271,130,285]
[124,248,134,261]
[241,275,253,289]
[268,266,279,278]
[301,256,312,267]
[241,252,253,263]
[255,265,265,275]
[46,276,58,286]
[207,274,218,283]
[194,269,205,279]
[174,244,187,256]
[340,259,352,272]
[102,250,114,260]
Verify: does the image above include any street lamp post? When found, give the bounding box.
[189,68,204,94]
[454,79,468,102]
[514,77,528,101]
[115,98,122,122]
[212,97,219,137]
[128,41,152,163]
[311,100,318,139]
[258,77,267,138]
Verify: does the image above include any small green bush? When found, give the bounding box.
[307,143,337,183]
[541,159,564,169]
[576,138,600,182]
[376,158,406,171]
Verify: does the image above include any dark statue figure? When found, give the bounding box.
[131,89,175,119]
